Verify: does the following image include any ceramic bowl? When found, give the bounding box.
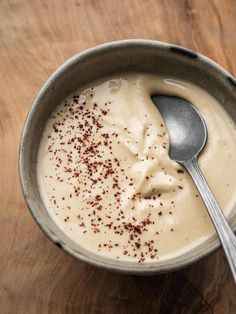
[19,39,236,275]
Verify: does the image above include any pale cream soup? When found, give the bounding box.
[37,73,236,263]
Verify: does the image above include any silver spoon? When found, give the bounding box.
[152,95,236,283]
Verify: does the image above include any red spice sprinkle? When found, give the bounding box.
[95,195,102,201]
[45,90,173,262]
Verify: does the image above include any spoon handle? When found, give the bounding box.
[183,157,236,283]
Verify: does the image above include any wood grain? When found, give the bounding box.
[1,0,236,313]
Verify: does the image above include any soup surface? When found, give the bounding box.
[37,73,236,262]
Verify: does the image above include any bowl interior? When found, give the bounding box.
[19,40,236,274]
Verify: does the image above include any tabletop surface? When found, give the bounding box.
[1,1,236,313]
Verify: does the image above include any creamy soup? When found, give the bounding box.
[37,73,236,263]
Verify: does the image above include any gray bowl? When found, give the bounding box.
[19,39,236,275]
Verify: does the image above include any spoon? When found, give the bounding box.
[152,95,236,282]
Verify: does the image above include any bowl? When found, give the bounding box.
[19,39,236,275]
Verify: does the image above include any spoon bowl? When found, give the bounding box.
[151,95,207,162]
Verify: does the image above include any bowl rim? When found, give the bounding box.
[19,39,236,275]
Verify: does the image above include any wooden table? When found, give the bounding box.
[1,1,236,313]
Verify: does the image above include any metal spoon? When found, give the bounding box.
[152,95,236,282]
